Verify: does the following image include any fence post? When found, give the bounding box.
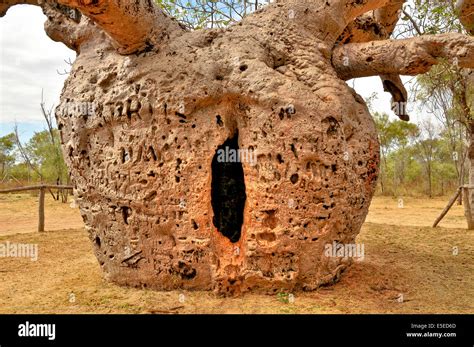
[463,186,474,229]
[38,186,45,232]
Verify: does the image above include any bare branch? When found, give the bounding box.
[13,124,43,181]
[401,8,422,36]
[333,33,474,80]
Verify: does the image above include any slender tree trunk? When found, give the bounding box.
[427,161,432,198]
[380,153,387,194]
[464,122,474,229]
[458,157,464,205]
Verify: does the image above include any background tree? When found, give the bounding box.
[9,93,70,202]
[374,112,419,195]
[156,0,273,29]
[399,0,474,225]
[0,133,16,180]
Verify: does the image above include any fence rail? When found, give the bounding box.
[0,184,74,232]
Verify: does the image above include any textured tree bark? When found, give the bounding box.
[336,0,409,119]
[1,0,185,53]
[333,33,474,79]
[464,76,474,229]
[457,0,474,35]
[0,0,37,16]
[1,0,473,293]
[456,1,474,227]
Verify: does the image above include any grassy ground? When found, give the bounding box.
[0,194,472,313]
[0,193,84,235]
[366,196,467,229]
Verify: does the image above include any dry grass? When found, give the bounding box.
[0,194,472,314]
[366,195,466,229]
[0,193,83,236]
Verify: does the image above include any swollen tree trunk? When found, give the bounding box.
[1,0,474,293]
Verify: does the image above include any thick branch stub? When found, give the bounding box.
[342,0,392,23]
[336,0,404,44]
[337,13,386,45]
[1,0,187,54]
[335,1,408,120]
[380,74,409,121]
[0,0,38,16]
[42,2,98,52]
[374,0,405,36]
[333,33,474,79]
[54,0,185,54]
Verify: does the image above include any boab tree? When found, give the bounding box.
[1,0,473,293]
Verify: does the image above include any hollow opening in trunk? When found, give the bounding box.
[211,131,246,243]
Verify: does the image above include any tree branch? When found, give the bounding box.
[332,33,474,80]
[54,0,186,54]
[41,1,100,52]
[0,0,38,17]
[380,73,409,120]
[1,0,186,54]
[341,0,392,23]
[374,0,405,36]
[457,0,474,35]
[335,1,408,120]
[401,8,422,36]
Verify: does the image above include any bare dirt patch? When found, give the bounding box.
[0,196,472,313]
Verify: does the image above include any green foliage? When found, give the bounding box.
[6,129,68,185]
[401,0,464,36]
[25,129,68,184]
[386,0,471,197]
[374,112,419,151]
[0,133,16,177]
[155,0,271,29]
[374,113,464,197]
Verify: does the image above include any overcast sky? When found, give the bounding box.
[0,5,75,141]
[0,5,419,142]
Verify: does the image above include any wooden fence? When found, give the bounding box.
[0,185,74,232]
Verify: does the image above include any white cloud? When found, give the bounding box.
[0,5,75,125]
